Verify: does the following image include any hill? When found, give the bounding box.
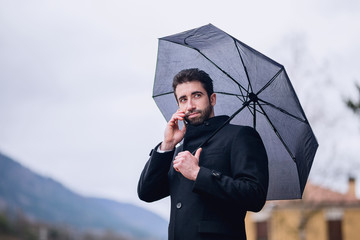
[0,152,167,239]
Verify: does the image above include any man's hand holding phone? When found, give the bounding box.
[160,109,187,151]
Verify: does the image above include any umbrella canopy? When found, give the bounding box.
[153,24,318,200]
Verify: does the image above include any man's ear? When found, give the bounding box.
[210,93,216,107]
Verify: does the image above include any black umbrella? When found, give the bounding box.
[153,24,318,200]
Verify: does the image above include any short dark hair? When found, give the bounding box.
[172,68,214,98]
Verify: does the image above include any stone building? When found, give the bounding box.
[245,178,360,240]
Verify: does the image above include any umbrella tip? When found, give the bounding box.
[242,92,259,107]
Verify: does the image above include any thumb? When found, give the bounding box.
[194,148,202,159]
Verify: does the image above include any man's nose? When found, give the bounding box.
[186,99,196,111]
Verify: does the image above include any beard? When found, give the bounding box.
[185,104,213,126]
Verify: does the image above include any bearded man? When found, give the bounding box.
[138,68,269,240]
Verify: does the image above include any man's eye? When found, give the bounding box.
[194,94,201,98]
[179,98,186,103]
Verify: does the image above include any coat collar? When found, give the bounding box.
[186,115,229,132]
[183,115,229,151]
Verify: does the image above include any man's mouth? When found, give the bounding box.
[185,110,201,118]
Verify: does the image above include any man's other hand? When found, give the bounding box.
[173,148,202,181]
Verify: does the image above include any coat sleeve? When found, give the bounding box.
[137,144,175,202]
[192,126,269,212]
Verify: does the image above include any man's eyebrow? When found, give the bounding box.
[191,91,204,95]
[178,91,204,101]
[178,95,186,100]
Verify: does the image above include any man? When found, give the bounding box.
[138,68,269,240]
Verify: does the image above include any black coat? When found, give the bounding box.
[138,116,269,240]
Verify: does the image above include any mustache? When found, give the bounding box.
[185,109,201,117]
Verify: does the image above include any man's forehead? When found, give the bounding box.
[174,81,206,96]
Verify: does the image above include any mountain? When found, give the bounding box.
[0,152,167,239]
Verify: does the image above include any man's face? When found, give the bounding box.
[175,81,216,125]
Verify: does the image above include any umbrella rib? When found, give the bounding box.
[194,48,249,94]
[256,103,297,162]
[233,38,254,95]
[258,98,307,123]
[153,91,174,98]
[247,104,264,116]
[257,68,283,96]
[253,102,256,129]
[194,97,261,154]
[164,38,249,94]
[215,91,247,99]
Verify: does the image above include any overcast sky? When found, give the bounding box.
[1,0,360,219]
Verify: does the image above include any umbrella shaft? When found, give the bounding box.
[192,101,250,154]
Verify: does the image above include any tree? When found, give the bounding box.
[345,83,360,116]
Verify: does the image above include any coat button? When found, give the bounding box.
[212,170,221,179]
[176,202,182,209]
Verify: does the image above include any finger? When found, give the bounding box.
[176,151,190,157]
[169,116,180,124]
[173,156,183,163]
[173,163,180,172]
[176,113,185,118]
[181,121,187,134]
[175,116,184,123]
[169,118,182,129]
[194,148,202,159]
[177,109,185,114]
[174,111,185,119]
[171,112,184,121]
[175,109,185,116]
[170,115,184,126]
